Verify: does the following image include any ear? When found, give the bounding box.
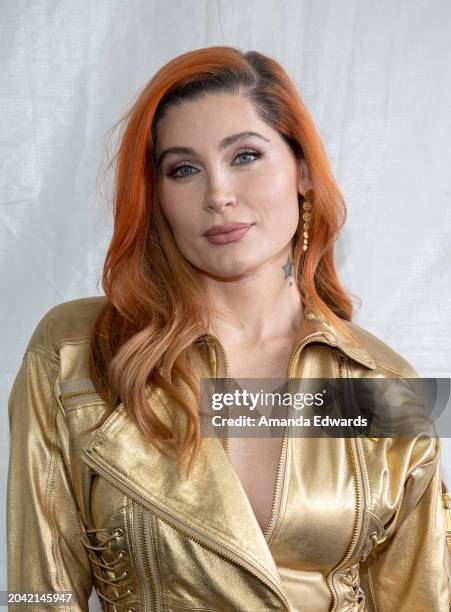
[297,158,313,194]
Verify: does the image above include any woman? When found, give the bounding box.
[7,46,450,611]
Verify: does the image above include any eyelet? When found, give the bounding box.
[114,527,124,538]
[118,550,125,558]
[127,587,134,594]
[128,608,136,612]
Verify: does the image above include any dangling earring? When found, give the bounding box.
[302,188,314,252]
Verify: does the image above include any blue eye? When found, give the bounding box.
[168,164,196,178]
[233,150,262,164]
[167,149,263,179]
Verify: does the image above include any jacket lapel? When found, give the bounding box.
[81,387,288,604]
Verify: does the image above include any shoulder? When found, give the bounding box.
[338,318,420,378]
[25,296,109,360]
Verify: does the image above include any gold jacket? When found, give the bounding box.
[7,296,451,611]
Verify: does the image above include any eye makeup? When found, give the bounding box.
[165,148,264,179]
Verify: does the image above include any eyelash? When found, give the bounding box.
[166,149,263,179]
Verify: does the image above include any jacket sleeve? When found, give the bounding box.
[7,349,93,611]
[360,434,450,611]
[442,480,451,604]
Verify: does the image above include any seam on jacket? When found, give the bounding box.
[56,400,89,503]
[125,501,140,606]
[25,337,92,361]
[38,354,67,597]
[367,557,379,612]
[56,337,91,350]
[368,511,385,534]
[40,352,90,611]
[347,353,354,379]
[381,503,402,540]
[370,361,416,378]
[25,346,60,365]
[402,377,439,447]
[151,511,165,610]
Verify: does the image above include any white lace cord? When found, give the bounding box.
[81,527,133,607]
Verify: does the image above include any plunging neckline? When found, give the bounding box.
[221,423,290,545]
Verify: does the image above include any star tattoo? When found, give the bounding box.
[282,255,294,287]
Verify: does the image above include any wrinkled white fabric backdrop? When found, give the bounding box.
[1,1,450,604]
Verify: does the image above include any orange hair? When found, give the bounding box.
[89,46,360,476]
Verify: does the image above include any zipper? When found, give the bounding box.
[263,425,289,542]
[209,332,334,546]
[81,448,291,611]
[337,352,378,443]
[59,387,103,411]
[325,352,365,611]
[210,337,231,456]
[146,514,163,611]
[262,336,314,542]
[132,501,157,610]
[442,489,451,553]
[60,387,99,401]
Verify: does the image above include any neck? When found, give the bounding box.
[204,248,304,346]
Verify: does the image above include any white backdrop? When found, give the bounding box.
[2,1,451,604]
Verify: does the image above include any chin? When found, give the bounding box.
[214,260,263,279]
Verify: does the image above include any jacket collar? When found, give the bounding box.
[292,298,377,370]
[198,296,377,374]
[80,297,375,608]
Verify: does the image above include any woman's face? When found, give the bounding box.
[154,92,309,280]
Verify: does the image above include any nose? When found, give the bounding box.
[205,197,235,212]
[204,173,237,212]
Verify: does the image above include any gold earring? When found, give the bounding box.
[302,188,314,252]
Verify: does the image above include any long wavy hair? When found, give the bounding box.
[89,46,359,476]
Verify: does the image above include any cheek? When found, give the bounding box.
[251,165,297,202]
[158,188,189,232]
[165,209,193,239]
[251,171,299,223]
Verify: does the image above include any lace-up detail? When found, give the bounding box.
[340,563,366,611]
[82,526,134,610]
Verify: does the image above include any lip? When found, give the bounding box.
[203,222,253,236]
[204,224,254,245]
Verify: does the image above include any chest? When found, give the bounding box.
[223,337,296,380]
[219,338,295,535]
[226,435,284,537]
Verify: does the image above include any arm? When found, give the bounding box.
[7,349,93,611]
[360,435,450,611]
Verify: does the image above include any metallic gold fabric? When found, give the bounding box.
[7,296,450,610]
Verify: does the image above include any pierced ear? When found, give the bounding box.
[298,158,312,193]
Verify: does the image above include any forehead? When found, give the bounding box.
[154,93,271,150]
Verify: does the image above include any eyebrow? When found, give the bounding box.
[156,131,271,166]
